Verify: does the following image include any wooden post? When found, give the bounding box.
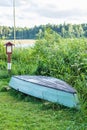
[4,42,14,75]
[7,54,11,74]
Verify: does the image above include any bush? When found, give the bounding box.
[0,31,87,112]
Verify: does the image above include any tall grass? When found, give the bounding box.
[0,35,87,129]
[0,32,87,112]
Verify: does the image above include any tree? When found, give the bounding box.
[67,24,74,38]
[61,26,66,38]
[78,24,84,37]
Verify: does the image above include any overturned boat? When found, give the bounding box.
[9,75,79,108]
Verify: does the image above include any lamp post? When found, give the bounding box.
[4,42,14,74]
[13,0,16,44]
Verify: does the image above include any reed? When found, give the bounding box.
[0,36,87,129]
[0,36,87,111]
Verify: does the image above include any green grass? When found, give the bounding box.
[0,34,87,129]
[0,80,87,130]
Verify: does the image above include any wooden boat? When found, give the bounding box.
[9,75,79,108]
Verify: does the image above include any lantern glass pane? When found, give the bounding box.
[7,46,11,53]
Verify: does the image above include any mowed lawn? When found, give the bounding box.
[0,80,87,130]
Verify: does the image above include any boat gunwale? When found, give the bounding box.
[12,76,77,94]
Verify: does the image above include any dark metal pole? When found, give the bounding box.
[13,0,16,44]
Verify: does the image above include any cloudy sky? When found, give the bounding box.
[0,0,87,27]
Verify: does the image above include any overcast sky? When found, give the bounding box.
[0,0,87,27]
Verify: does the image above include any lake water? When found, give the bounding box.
[4,39,35,49]
[15,43,35,48]
[14,40,35,48]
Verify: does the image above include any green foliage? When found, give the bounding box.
[0,40,6,60]
[0,40,7,79]
[31,31,87,112]
[12,47,36,75]
[0,32,87,110]
[0,33,87,129]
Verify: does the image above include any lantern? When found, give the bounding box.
[4,42,14,72]
[5,42,14,54]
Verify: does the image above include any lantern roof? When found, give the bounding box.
[4,42,14,46]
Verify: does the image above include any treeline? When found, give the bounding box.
[0,23,87,39]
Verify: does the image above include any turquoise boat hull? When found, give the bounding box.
[9,75,79,108]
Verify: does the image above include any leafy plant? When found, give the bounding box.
[0,32,87,112]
